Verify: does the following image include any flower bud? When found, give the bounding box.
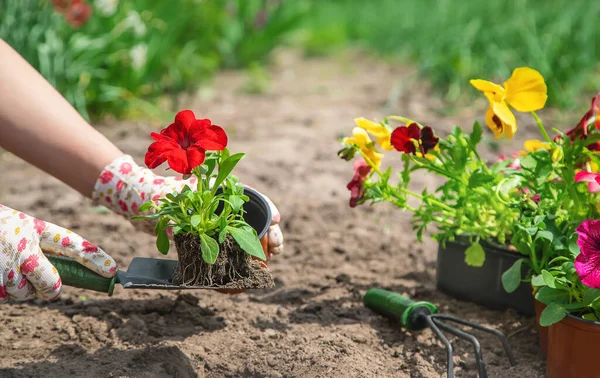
[551,147,563,163]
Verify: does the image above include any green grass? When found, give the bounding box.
[301,0,600,108]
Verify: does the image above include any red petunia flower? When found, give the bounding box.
[144,110,228,175]
[574,220,600,288]
[347,158,372,208]
[64,0,92,29]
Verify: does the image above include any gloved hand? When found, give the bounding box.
[0,204,117,302]
[92,155,284,258]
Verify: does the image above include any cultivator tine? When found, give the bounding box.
[432,314,517,367]
[424,316,455,378]
[430,315,487,378]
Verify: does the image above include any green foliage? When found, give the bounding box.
[134,149,266,263]
[464,242,485,267]
[302,0,600,108]
[0,0,307,120]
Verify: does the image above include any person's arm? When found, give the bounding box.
[0,39,122,196]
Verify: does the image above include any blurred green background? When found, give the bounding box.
[2,0,599,121]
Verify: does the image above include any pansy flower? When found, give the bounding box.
[342,128,383,168]
[354,118,394,151]
[390,123,439,157]
[346,159,371,207]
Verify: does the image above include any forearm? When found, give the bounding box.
[0,39,122,197]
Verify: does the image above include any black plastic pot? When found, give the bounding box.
[215,186,271,240]
[436,239,534,316]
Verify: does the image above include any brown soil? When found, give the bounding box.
[172,234,274,290]
[0,50,554,377]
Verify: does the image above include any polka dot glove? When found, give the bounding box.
[0,204,117,302]
[92,155,284,258]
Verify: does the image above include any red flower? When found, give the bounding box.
[99,171,114,184]
[391,123,439,156]
[61,237,71,247]
[119,162,132,174]
[17,238,27,252]
[82,241,98,253]
[118,200,128,212]
[347,159,372,208]
[566,93,600,140]
[575,171,600,193]
[21,254,40,275]
[144,110,228,175]
[0,285,6,299]
[116,180,125,191]
[64,0,92,28]
[8,270,14,280]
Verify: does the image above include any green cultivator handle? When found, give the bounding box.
[363,288,438,330]
[46,254,117,296]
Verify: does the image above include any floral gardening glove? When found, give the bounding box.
[0,204,117,302]
[92,155,284,258]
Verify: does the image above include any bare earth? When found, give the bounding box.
[0,51,549,377]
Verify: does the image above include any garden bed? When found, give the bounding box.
[0,53,547,377]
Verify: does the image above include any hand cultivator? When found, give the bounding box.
[363,288,516,378]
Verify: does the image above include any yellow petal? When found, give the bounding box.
[503,67,547,112]
[343,127,372,149]
[377,136,394,151]
[470,79,505,97]
[355,118,393,151]
[485,107,506,140]
[492,101,517,139]
[362,147,383,169]
[524,139,550,152]
[591,161,599,173]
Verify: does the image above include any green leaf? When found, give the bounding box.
[582,313,598,321]
[531,274,545,287]
[468,171,494,188]
[498,176,523,195]
[228,226,266,260]
[191,215,201,228]
[537,230,554,243]
[535,286,569,305]
[138,202,153,212]
[464,242,485,267]
[541,270,556,288]
[501,258,524,293]
[213,153,245,191]
[156,229,170,255]
[569,234,581,257]
[540,303,568,327]
[520,155,537,171]
[229,195,245,213]
[583,288,600,306]
[218,227,229,244]
[200,233,219,264]
[470,121,482,145]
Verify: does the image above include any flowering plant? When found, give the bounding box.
[340,68,600,325]
[135,110,266,267]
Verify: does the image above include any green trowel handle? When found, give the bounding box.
[46,254,116,296]
[363,288,437,331]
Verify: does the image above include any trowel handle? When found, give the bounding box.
[46,254,116,296]
[363,288,437,331]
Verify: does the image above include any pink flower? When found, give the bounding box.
[118,200,128,212]
[21,254,40,275]
[99,171,114,184]
[574,171,600,193]
[7,270,14,280]
[116,180,125,191]
[574,220,600,288]
[61,237,71,247]
[347,159,371,208]
[119,162,132,174]
[0,285,7,299]
[530,194,541,203]
[82,241,98,253]
[33,218,46,235]
[153,178,165,185]
[17,238,27,252]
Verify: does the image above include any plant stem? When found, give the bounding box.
[531,111,552,144]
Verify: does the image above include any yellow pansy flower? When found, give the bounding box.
[343,127,383,168]
[524,139,551,152]
[354,118,393,151]
[471,67,547,140]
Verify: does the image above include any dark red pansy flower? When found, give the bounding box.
[566,93,600,140]
[420,126,439,153]
[390,123,420,154]
[144,110,228,175]
[347,159,371,208]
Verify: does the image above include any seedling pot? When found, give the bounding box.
[436,239,534,316]
[172,187,274,291]
[545,312,600,378]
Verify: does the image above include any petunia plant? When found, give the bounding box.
[339,67,600,325]
[134,110,269,287]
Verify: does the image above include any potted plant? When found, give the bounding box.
[338,68,600,321]
[135,110,274,291]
